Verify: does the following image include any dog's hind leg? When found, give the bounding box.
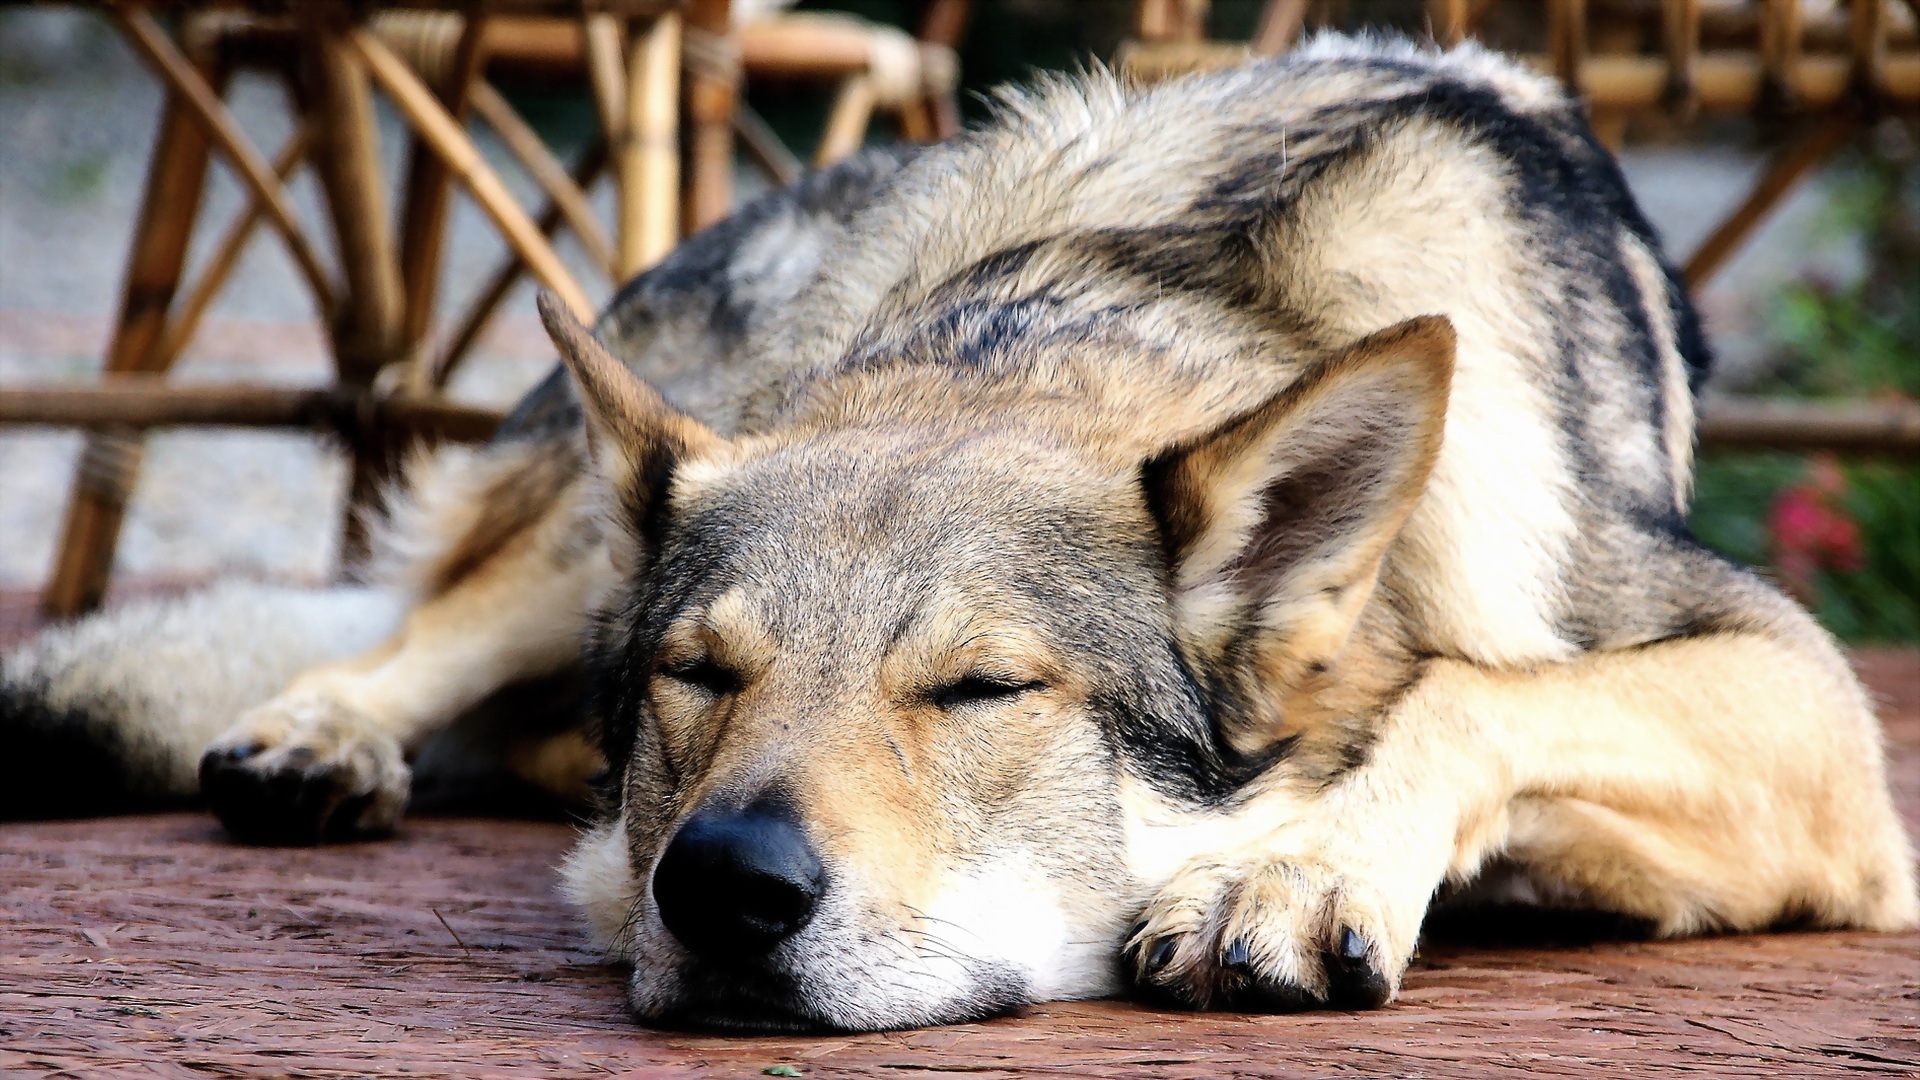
[199,435,613,844]
[1126,584,1916,1012]
[1474,610,1918,938]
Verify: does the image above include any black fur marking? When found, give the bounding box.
[0,679,181,819]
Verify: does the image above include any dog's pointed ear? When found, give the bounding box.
[537,291,727,540]
[1143,315,1454,736]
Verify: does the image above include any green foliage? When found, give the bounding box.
[1821,462,1920,641]
[1689,124,1919,642]
[1693,455,1919,642]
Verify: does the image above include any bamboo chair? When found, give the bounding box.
[23,0,713,617]
[1117,0,1920,457]
[733,0,967,184]
[1122,0,1920,290]
[10,0,973,618]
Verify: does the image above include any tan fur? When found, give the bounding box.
[1125,609,1915,1007]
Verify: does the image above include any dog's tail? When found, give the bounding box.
[0,582,403,819]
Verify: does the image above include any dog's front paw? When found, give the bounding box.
[1127,851,1416,1012]
[199,691,410,845]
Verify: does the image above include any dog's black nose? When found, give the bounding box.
[653,801,824,961]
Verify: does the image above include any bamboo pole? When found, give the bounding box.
[1253,0,1309,55]
[816,75,877,167]
[396,9,491,356]
[429,143,610,390]
[1117,44,1920,111]
[1694,398,1920,456]
[682,0,739,235]
[623,12,682,276]
[149,127,314,376]
[42,23,226,618]
[469,80,617,275]
[108,6,337,319]
[0,382,502,444]
[1683,116,1860,289]
[348,25,596,320]
[11,388,1909,458]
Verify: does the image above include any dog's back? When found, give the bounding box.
[601,37,1712,668]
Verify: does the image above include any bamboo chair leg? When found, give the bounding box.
[150,129,314,375]
[1591,110,1630,151]
[1548,0,1589,95]
[308,9,408,570]
[396,12,489,357]
[42,43,226,618]
[1253,0,1309,55]
[683,0,739,236]
[309,12,405,384]
[582,12,629,156]
[1137,0,1208,44]
[816,75,877,168]
[110,6,337,319]
[911,0,970,142]
[1428,0,1468,46]
[1684,117,1861,290]
[624,12,683,277]
[1663,0,1701,118]
[1760,0,1805,114]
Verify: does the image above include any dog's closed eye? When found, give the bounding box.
[930,676,1046,710]
[659,658,744,697]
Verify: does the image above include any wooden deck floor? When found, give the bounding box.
[3,651,1916,1079]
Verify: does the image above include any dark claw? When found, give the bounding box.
[1148,938,1177,970]
[1222,938,1251,968]
[1325,927,1391,1010]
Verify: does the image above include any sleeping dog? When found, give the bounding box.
[5,34,1912,1032]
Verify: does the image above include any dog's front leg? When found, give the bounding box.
[200,465,611,844]
[1122,690,1494,1012]
[1127,625,1918,1012]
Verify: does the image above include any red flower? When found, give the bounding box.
[1768,454,1865,600]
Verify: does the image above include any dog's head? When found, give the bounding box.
[539,294,1452,1031]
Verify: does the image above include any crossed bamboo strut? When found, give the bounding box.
[6,381,1915,456]
[24,1,692,617]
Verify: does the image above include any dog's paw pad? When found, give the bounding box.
[1127,855,1406,1013]
[199,697,409,846]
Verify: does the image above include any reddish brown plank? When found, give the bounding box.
[1,652,1916,1078]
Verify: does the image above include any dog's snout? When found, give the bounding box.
[653,801,824,961]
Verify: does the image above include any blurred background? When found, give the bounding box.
[0,0,1914,640]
